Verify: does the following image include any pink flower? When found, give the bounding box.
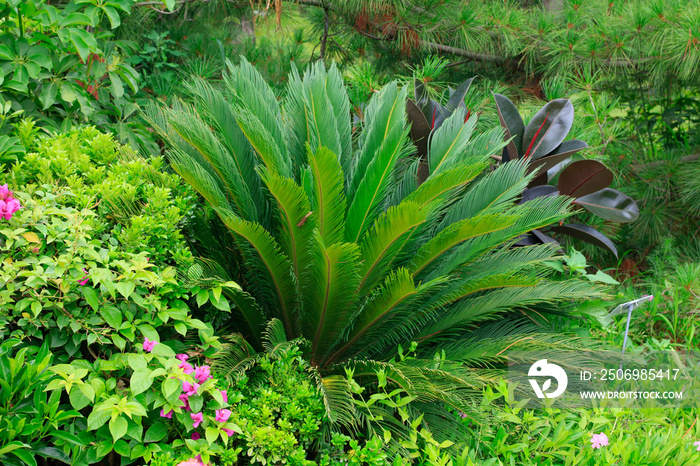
[214,408,231,423]
[176,354,189,362]
[591,433,609,449]
[183,381,200,397]
[191,412,203,428]
[458,412,467,419]
[180,361,194,374]
[191,432,201,441]
[694,440,700,451]
[179,393,191,411]
[193,365,211,384]
[143,337,157,352]
[0,198,21,220]
[0,184,11,201]
[222,428,235,437]
[160,408,173,419]
[78,268,89,286]
[220,390,228,403]
[176,460,203,466]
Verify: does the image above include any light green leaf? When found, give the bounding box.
[109,416,128,442]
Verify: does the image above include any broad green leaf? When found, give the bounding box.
[87,409,110,431]
[108,71,123,98]
[109,416,128,442]
[39,82,58,110]
[59,12,93,27]
[102,5,121,28]
[143,422,168,443]
[130,368,154,395]
[205,426,218,445]
[0,44,13,60]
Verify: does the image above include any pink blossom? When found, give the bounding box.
[214,408,231,423]
[220,390,228,403]
[176,354,189,362]
[143,337,157,352]
[0,184,11,200]
[591,433,609,449]
[180,362,194,374]
[0,198,21,220]
[176,460,203,466]
[458,412,467,419]
[222,428,235,437]
[694,440,700,451]
[191,432,201,441]
[183,381,200,397]
[179,393,191,411]
[193,365,211,384]
[160,408,173,419]
[190,412,203,428]
[78,268,89,286]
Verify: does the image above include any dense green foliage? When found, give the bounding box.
[0,0,699,464]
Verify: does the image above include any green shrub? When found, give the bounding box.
[462,382,700,466]
[0,340,83,466]
[4,126,196,267]
[0,188,209,358]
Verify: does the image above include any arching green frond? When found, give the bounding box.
[324,63,353,167]
[349,82,407,203]
[330,269,445,364]
[428,110,477,176]
[284,63,352,176]
[358,201,429,295]
[308,146,346,246]
[462,126,507,161]
[306,238,361,364]
[346,121,413,243]
[404,161,488,207]
[439,158,533,229]
[314,374,357,428]
[224,57,287,163]
[184,78,267,225]
[169,148,231,214]
[260,170,315,283]
[166,106,256,221]
[418,280,605,342]
[229,102,290,178]
[216,210,297,337]
[410,213,518,278]
[224,287,266,350]
[212,333,260,382]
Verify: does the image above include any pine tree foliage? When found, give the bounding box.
[145,59,606,438]
[293,0,700,84]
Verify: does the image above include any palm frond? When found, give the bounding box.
[346,82,410,243]
[428,110,477,176]
[216,209,298,337]
[305,237,361,364]
[308,146,347,246]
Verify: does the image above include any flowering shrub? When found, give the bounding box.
[0,184,21,220]
[0,189,213,358]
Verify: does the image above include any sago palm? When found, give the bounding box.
[145,59,604,439]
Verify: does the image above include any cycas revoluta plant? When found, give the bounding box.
[493,94,640,257]
[145,58,604,443]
